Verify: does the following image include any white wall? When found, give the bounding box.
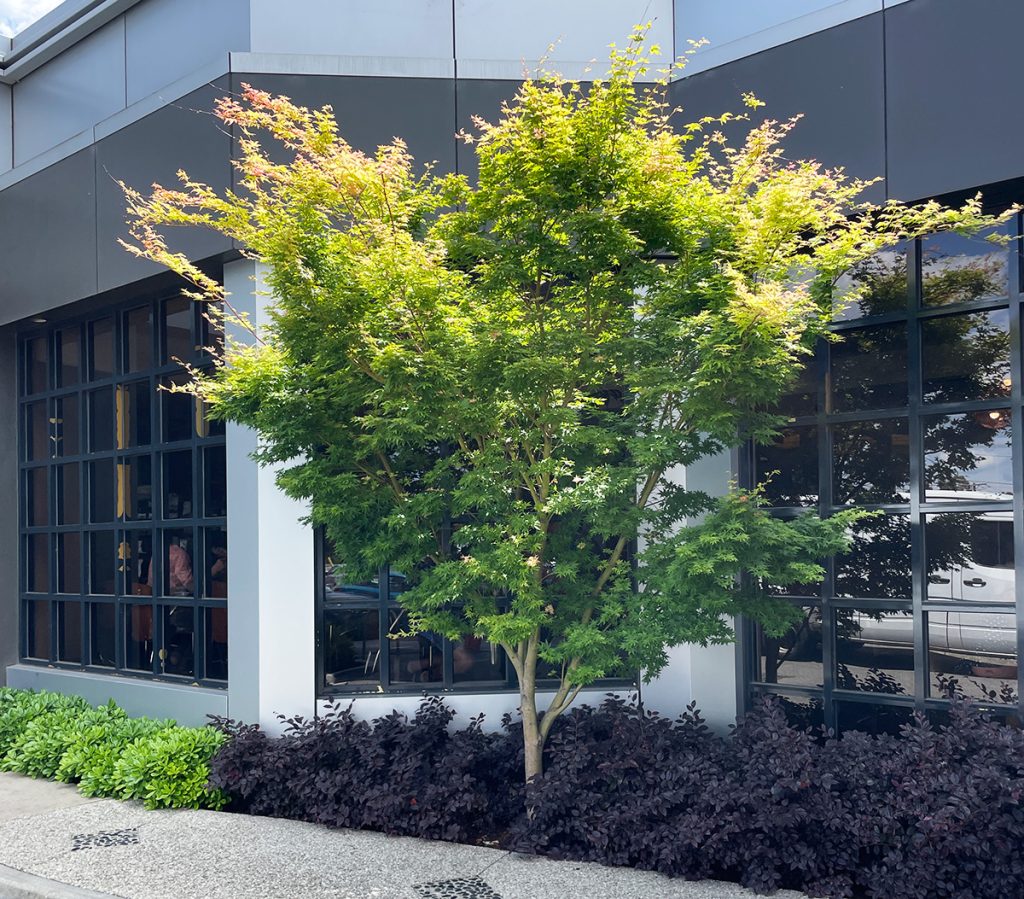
[0,85,10,173]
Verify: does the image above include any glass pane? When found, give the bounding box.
[57,327,81,387]
[925,512,1014,604]
[27,534,49,592]
[204,527,228,599]
[26,336,48,394]
[161,605,195,677]
[26,467,48,526]
[88,531,116,595]
[921,309,1010,404]
[163,297,193,363]
[754,610,823,687]
[388,610,442,685]
[117,381,152,448]
[835,608,915,696]
[89,603,116,667]
[755,426,817,506]
[777,359,817,418]
[324,608,380,687]
[57,602,82,663]
[835,514,912,599]
[124,531,154,597]
[833,244,909,320]
[163,451,193,520]
[124,604,153,671]
[25,401,49,461]
[57,464,80,525]
[200,299,224,357]
[924,410,1012,501]
[88,318,114,380]
[163,375,193,442]
[771,693,825,730]
[323,552,379,602]
[453,635,506,684]
[88,460,115,523]
[57,533,81,594]
[829,324,908,412]
[203,446,226,517]
[835,701,913,736]
[921,229,1009,306]
[832,418,910,505]
[55,395,80,457]
[162,529,195,597]
[124,306,153,373]
[88,388,114,452]
[205,607,228,681]
[26,600,50,659]
[929,610,1017,703]
[121,456,153,520]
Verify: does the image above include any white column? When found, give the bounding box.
[225,259,316,729]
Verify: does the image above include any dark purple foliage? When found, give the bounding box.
[209,695,1024,898]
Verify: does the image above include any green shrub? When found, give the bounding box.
[0,688,225,810]
[112,726,228,810]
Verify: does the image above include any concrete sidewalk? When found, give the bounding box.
[0,772,806,899]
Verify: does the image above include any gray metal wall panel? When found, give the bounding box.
[125,0,248,104]
[231,74,458,176]
[249,0,453,59]
[455,78,520,183]
[672,13,886,201]
[12,17,126,166]
[884,0,1024,201]
[95,79,233,294]
[0,148,98,324]
[0,86,11,173]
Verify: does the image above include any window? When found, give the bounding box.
[18,294,227,685]
[746,221,1021,733]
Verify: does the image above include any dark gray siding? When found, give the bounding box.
[671,12,886,202]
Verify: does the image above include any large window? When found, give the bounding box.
[19,294,228,685]
[745,221,1022,733]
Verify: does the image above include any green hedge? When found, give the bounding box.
[0,687,227,810]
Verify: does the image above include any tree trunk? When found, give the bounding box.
[520,681,544,784]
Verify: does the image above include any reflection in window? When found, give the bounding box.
[921,309,1010,404]
[124,532,154,597]
[161,606,195,677]
[829,324,908,412]
[453,635,506,684]
[27,534,48,593]
[388,610,443,685]
[921,229,1008,306]
[26,337,48,394]
[88,319,114,381]
[205,608,228,680]
[777,359,817,417]
[89,531,116,595]
[88,389,114,452]
[925,512,1014,604]
[756,426,817,506]
[90,603,116,667]
[163,451,193,520]
[121,456,153,520]
[754,609,823,688]
[835,514,912,598]
[833,245,908,320]
[924,410,1011,501]
[835,608,915,695]
[324,608,380,687]
[835,701,913,736]
[57,464,80,525]
[25,401,48,461]
[26,467,47,526]
[204,527,228,598]
[832,418,909,504]
[125,604,153,671]
[117,381,152,448]
[124,307,153,373]
[57,601,82,663]
[57,328,81,387]
[88,460,115,523]
[163,376,193,442]
[929,610,1017,703]
[26,601,50,658]
[163,297,193,363]
[203,446,226,517]
[55,396,80,456]
[57,533,81,594]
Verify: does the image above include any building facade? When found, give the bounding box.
[1,0,1019,736]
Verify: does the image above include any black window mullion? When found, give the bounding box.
[380,565,392,690]
[1008,213,1024,721]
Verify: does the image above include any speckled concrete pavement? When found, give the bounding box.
[0,773,808,899]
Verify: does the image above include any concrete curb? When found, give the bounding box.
[0,863,121,899]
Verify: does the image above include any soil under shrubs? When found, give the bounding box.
[208,695,1024,899]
